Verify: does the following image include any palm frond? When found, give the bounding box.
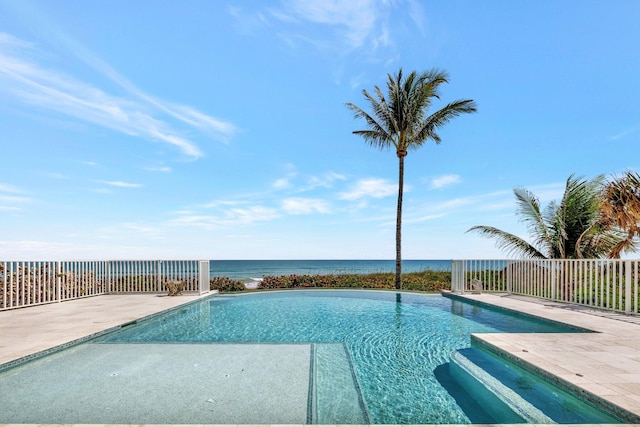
[413,99,477,146]
[345,100,394,150]
[602,171,640,237]
[466,226,546,258]
[512,187,555,256]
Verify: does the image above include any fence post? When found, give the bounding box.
[156,260,161,293]
[551,260,556,301]
[1,261,5,309]
[625,260,632,314]
[506,260,512,294]
[56,262,62,303]
[198,260,210,295]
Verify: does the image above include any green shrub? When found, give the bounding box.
[256,270,451,292]
[210,277,246,292]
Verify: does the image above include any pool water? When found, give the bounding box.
[0,290,623,424]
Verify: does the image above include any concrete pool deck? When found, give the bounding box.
[0,290,640,425]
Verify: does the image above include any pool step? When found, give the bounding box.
[449,349,553,424]
[311,343,371,424]
[448,347,622,424]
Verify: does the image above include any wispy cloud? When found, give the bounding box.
[305,171,346,189]
[609,126,639,141]
[169,206,279,229]
[0,32,236,158]
[272,170,346,193]
[0,183,23,193]
[100,181,142,188]
[277,0,380,49]
[273,178,291,189]
[144,166,172,173]
[237,0,421,56]
[0,183,30,211]
[200,200,245,209]
[403,213,446,224]
[282,197,331,214]
[338,178,396,200]
[429,174,462,189]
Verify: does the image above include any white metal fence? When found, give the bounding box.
[452,259,640,315]
[0,260,210,311]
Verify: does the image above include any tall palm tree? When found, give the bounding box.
[468,175,625,259]
[601,171,640,257]
[346,69,476,288]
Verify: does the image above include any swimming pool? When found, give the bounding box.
[0,290,623,424]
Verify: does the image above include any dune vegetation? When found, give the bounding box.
[209,270,451,293]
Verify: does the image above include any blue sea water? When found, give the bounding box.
[210,259,450,280]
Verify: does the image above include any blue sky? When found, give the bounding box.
[0,0,639,261]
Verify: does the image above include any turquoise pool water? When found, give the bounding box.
[0,290,623,424]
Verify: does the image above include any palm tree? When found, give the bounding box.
[467,175,626,259]
[346,69,477,288]
[601,171,640,257]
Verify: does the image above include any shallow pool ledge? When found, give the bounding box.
[442,290,640,423]
[0,291,215,369]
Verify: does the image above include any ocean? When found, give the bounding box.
[210,259,451,282]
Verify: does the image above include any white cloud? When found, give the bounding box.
[0,32,236,158]
[0,183,23,193]
[403,213,446,224]
[429,174,462,189]
[0,194,30,204]
[201,200,244,209]
[169,205,280,229]
[100,181,142,188]
[306,172,346,189]
[273,178,290,189]
[282,198,331,214]
[229,206,280,224]
[339,178,396,200]
[609,127,639,141]
[0,240,76,259]
[144,166,172,173]
[281,0,379,49]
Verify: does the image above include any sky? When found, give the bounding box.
[0,0,639,261]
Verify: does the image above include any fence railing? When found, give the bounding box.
[452,259,639,315]
[0,260,210,311]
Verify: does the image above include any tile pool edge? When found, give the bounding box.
[442,290,594,332]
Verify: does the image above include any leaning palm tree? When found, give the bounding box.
[601,171,640,257]
[468,175,625,259]
[347,69,476,288]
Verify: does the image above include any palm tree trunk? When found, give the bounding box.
[395,154,404,289]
